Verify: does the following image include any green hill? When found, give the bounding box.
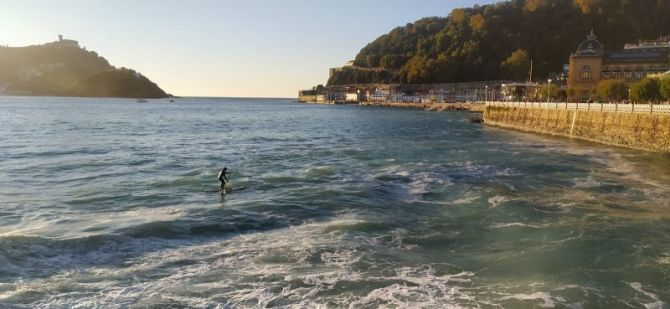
[73,68,167,98]
[0,40,167,98]
[328,0,670,85]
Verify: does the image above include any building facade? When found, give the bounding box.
[568,31,670,100]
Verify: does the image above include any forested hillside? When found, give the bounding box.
[328,0,670,85]
[0,42,167,98]
[73,68,167,98]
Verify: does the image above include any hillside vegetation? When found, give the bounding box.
[73,68,167,98]
[328,0,670,85]
[0,42,167,98]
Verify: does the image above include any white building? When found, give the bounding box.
[368,89,389,102]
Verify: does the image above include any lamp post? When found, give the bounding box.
[547,79,552,103]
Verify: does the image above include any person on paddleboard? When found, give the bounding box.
[218,167,229,192]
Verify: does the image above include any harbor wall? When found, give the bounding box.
[483,104,670,152]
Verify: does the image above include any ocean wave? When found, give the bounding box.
[0,216,481,308]
[0,211,294,282]
[490,222,544,229]
[304,165,336,178]
[627,282,666,309]
[499,291,558,308]
[487,196,509,207]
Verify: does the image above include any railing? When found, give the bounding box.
[485,101,670,114]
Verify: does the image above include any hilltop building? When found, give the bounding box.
[567,31,670,100]
[55,35,79,48]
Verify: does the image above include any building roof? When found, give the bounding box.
[624,37,670,50]
[603,49,669,64]
[575,31,604,57]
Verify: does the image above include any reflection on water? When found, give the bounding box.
[0,97,668,307]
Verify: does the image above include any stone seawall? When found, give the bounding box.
[483,106,670,152]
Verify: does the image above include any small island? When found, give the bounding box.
[0,35,168,98]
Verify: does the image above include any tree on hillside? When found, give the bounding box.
[500,49,531,81]
[525,0,546,12]
[330,0,670,86]
[596,80,628,102]
[660,78,670,103]
[469,14,487,33]
[630,77,661,103]
[573,0,602,13]
[73,68,167,98]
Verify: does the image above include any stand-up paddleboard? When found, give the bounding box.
[221,183,230,195]
[203,185,248,194]
[221,185,248,194]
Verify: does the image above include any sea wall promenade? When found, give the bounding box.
[483,101,670,152]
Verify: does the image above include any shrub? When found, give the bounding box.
[596,80,628,102]
[630,77,661,103]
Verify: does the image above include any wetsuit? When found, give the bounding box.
[218,168,229,192]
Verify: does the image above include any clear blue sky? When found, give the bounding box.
[1,0,499,98]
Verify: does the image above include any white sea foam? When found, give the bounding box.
[373,165,455,197]
[658,252,670,265]
[488,196,509,207]
[2,215,480,308]
[409,172,454,195]
[572,176,602,188]
[500,292,557,308]
[0,206,186,239]
[490,222,543,229]
[349,268,475,309]
[448,196,480,205]
[454,160,520,177]
[627,282,666,309]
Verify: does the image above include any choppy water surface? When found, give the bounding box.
[1,97,669,308]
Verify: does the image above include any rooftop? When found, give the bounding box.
[603,49,669,64]
[624,36,670,50]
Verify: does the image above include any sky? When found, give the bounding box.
[0,0,499,98]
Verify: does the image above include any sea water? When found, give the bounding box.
[0,96,669,308]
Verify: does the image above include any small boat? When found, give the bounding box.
[136,98,148,103]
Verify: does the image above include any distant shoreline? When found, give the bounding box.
[299,100,485,113]
[0,94,297,100]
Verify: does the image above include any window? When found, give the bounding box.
[635,71,644,79]
[602,72,612,79]
[624,71,633,79]
[580,65,592,80]
[613,71,622,79]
